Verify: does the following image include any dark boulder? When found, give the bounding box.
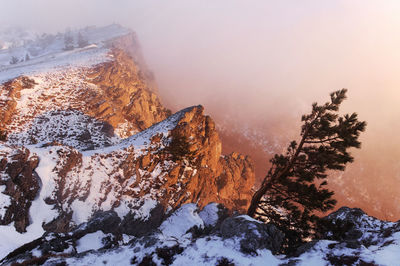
[72,210,121,238]
[0,146,40,232]
[120,203,165,237]
[220,215,284,254]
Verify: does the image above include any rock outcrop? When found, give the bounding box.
[220,215,284,254]
[316,206,394,247]
[86,46,169,134]
[0,144,40,232]
[0,203,283,266]
[1,28,169,142]
[165,106,255,211]
[33,106,255,233]
[0,76,37,131]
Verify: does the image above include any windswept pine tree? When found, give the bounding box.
[77,32,89,48]
[64,31,74,51]
[247,89,366,252]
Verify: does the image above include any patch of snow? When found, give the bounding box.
[48,245,135,266]
[199,203,220,227]
[114,197,158,221]
[76,231,109,253]
[31,247,42,258]
[160,203,204,239]
[0,185,11,218]
[173,236,281,266]
[0,24,130,83]
[295,240,336,266]
[236,215,263,224]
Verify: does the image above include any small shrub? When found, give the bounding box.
[10,56,19,65]
[216,257,235,266]
[64,31,74,51]
[326,254,359,266]
[0,130,7,141]
[77,32,89,48]
[139,255,156,266]
[156,245,184,265]
[166,132,195,162]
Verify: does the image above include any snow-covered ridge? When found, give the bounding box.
[0,24,130,83]
[1,24,169,146]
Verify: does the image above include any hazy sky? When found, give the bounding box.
[1,0,400,117]
[2,0,400,218]
[3,0,397,120]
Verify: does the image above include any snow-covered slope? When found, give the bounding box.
[0,25,168,139]
[0,24,129,82]
[2,204,400,266]
[0,104,255,261]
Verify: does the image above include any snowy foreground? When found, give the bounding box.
[2,200,400,265]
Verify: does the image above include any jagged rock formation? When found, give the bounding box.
[23,106,255,234]
[0,48,169,142]
[287,207,400,265]
[0,144,39,232]
[0,25,255,258]
[86,46,169,134]
[316,207,394,247]
[165,106,254,211]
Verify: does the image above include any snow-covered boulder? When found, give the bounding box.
[199,202,229,228]
[220,215,284,254]
[159,203,204,239]
[317,206,394,247]
[72,210,121,239]
[119,203,165,237]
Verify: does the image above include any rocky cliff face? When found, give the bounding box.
[0,25,255,258]
[86,46,169,135]
[0,144,39,232]
[23,106,254,234]
[0,43,169,141]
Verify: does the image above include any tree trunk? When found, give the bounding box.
[247,181,272,217]
[247,122,314,218]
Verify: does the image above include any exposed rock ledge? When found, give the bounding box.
[0,106,255,234]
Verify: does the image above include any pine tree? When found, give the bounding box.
[77,32,89,48]
[166,132,195,162]
[9,56,19,65]
[64,31,74,51]
[0,129,7,141]
[247,89,366,253]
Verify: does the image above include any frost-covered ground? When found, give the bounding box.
[0,24,130,82]
[2,194,400,265]
[37,204,400,266]
[0,24,138,142]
